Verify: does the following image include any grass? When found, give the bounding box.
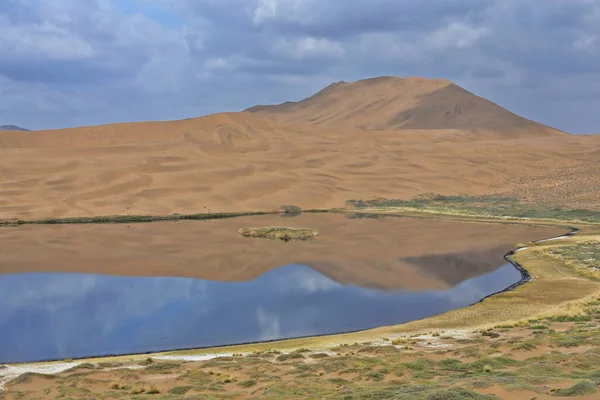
[551,380,598,396]
[346,194,600,223]
[543,240,600,280]
[238,226,318,241]
[167,385,191,394]
[0,210,276,226]
[275,352,306,362]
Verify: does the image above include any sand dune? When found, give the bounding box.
[0,125,28,131]
[0,77,599,220]
[248,76,565,139]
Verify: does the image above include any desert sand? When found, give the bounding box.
[1,76,599,220]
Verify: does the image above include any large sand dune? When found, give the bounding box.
[248,76,565,139]
[0,77,599,220]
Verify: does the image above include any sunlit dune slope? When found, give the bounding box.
[247,76,565,139]
[0,77,599,220]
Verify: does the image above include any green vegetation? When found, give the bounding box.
[237,380,257,388]
[551,380,598,396]
[167,386,191,394]
[346,194,600,222]
[426,387,497,400]
[544,240,600,280]
[239,226,318,241]
[0,210,276,226]
[280,205,302,217]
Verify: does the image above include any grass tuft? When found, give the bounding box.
[551,380,598,396]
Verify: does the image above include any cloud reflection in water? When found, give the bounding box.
[0,263,520,363]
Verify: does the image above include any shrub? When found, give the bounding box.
[276,352,305,362]
[366,371,385,381]
[512,342,537,351]
[328,378,350,385]
[482,331,500,338]
[293,348,312,353]
[551,380,597,396]
[554,336,587,348]
[404,358,436,371]
[426,387,497,400]
[168,386,191,395]
[147,386,160,394]
[548,315,592,322]
[438,358,468,372]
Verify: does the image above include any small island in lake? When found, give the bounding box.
[238,226,318,241]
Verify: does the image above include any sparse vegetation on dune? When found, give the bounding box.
[238,226,318,241]
[3,192,600,227]
[346,194,600,223]
[0,211,276,226]
[542,240,600,280]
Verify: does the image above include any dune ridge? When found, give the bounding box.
[247,76,565,138]
[0,76,599,220]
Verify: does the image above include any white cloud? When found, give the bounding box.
[273,37,345,59]
[253,0,278,25]
[574,34,598,52]
[1,0,600,132]
[426,22,488,51]
[0,22,96,60]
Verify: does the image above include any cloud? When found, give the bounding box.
[0,0,599,132]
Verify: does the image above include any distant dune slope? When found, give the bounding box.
[0,125,29,131]
[0,77,598,220]
[247,76,565,139]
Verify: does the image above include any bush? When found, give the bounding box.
[147,386,160,394]
[168,386,191,395]
[512,342,537,351]
[366,371,385,381]
[426,387,497,400]
[238,380,257,388]
[548,315,592,322]
[554,336,587,348]
[438,358,468,372]
[482,331,500,338]
[551,380,597,396]
[276,352,305,362]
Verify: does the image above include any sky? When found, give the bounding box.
[0,0,599,133]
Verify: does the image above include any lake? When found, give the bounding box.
[0,214,565,363]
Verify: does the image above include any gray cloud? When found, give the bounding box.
[0,0,599,132]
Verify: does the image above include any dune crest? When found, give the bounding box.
[0,76,598,220]
[247,76,565,139]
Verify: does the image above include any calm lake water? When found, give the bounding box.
[0,263,520,363]
[0,214,566,363]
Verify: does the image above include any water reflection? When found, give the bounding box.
[0,263,520,363]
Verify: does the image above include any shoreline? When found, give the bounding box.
[475,227,580,305]
[1,217,591,370]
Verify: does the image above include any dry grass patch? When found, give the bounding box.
[238,226,318,241]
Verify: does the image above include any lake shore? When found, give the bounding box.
[1,210,597,362]
[2,210,600,399]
